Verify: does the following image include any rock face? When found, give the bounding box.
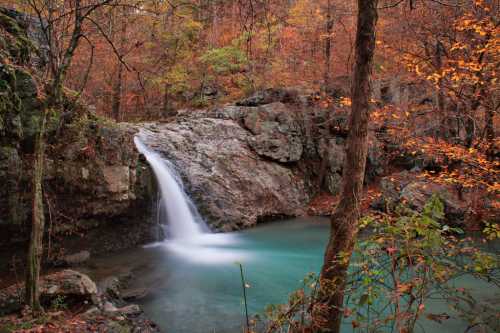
[244,103,303,163]
[139,116,309,231]
[50,121,154,223]
[137,92,387,231]
[0,8,157,255]
[375,171,497,226]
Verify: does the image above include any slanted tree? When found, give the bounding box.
[314,0,378,332]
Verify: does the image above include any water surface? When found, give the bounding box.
[88,217,498,333]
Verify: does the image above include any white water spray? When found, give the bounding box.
[134,137,205,240]
[134,136,249,263]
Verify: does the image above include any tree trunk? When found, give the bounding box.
[112,61,124,121]
[25,111,47,313]
[315,0,378,332]
[324,0,334,87]
[163,82,172,118]
[434,41,449,139]
[112,9,127,121]
[25,0,84,312]
[484,106,495,159]
[464,115,475,148]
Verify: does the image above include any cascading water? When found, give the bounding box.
[134,135,249,263]
[134,137,205,240]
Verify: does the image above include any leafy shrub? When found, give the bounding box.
[260,196,500,332]
[200,45,248,75]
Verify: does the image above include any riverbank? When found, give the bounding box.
[0,269,160,332]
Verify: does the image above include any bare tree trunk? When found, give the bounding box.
[465,88,484,148]
[163,82,172,118]
[434,40,449,139]
[112,61,124,121]
[324,0,334,87]
[112,8,127,121]
[484,106,495,158]
[315,0,378,332]
[464,115,475,148]
[484,108,494,141]
[25,112,47,313]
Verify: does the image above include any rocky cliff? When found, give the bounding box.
[136,89,387,231]
[0,8,156,259]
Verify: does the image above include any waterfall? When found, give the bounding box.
[134,135,249,264]
[134,137,205,240]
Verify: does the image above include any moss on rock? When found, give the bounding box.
[0,9,34,64]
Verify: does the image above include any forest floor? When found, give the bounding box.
[307,185,382,217]
[0,307,159,332]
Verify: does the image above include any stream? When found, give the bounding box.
[86,217,499,333]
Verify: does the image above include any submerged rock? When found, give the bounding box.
[117,304,142,316]
[60,250,91,266]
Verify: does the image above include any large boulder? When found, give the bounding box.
[40,270,98,301]
[0,270,97,315]
[375,171,483,225]
[138,117,309,231]
[137,93,395,230]
[243,102,303,163]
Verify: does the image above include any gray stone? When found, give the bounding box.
[138,116,309,231]
[98,276,121,299]
[41,270,98,299]
[121,288,148,301]
[103,165,131,198]
[103,301,118,313]
[378,171,471,225]
[243,103,303,163]
[118,304,142,316]
[61,250,90,266]
[236,87,300,106]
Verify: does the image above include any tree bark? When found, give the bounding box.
[324,0,334,87]
[112,60,124,121]
[484,105,495,159]
[315,0,378,332]
[25,0,86,311]
[434,40,448,139]
[112,8,127,121]
[25,112,47,313]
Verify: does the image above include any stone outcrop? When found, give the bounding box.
[137,92,388,231]
[138,116,309,231]
[0,269,160,332]
[243,102,303,163]
[374,171,497,226]
[0,9,156,256]
[0,270,97,315]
